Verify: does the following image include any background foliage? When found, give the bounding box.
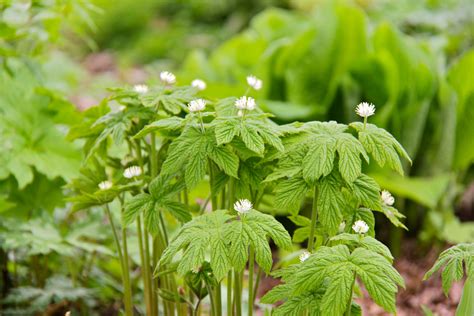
[0,0,473,315]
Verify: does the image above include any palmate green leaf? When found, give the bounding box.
[123,175,191,232]
[162,126,240,188]
[302,138,336,184]
[378,204,407,230]
[240,124,265,155]
[225,221,249,271]
[283,245,404,314]
[215,119,239,145]
[274,176,310,214]
[424,243,474,295]
[350,122,411,174]
[134,116,184,139]
[213,117,284,155]
[208,145,239,178]
[159,209,291,280]
[351,248,405,313]
[279,121,368,186]
[350,174,382,210]
[123,193,154,225]
[321,266,354,316]
[264,150,304,183]
[336,133,369,183]
[330,233,394,262]
[317,174,345,235]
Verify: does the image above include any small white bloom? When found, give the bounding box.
[123,166,142,179]
[355,102,376,118]
[299,251,310,262]
[133,84,148,94]
[160,71,176,85]
[188,99,206,112]
[191,266,201,274]
[234,96,256,111]
[352,220,369,234]
[233,199,253,214]
[246,75,262,90]
[338,221,346,233]
[98,180,113,190]
[191,79,206,90]
[381,190,395,206]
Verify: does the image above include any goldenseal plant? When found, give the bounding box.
[69,73,411,315]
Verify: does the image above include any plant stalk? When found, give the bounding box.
[248,247,255,316]
[307,186,319,252]
[137,216,153,316]
[104,205,133,316]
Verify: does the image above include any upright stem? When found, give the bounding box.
[121,218,134,316]
[150,134,158,177]
[104,205,133,316]
[215,283,222,316]
[208,159,218,211]
[363,116,367,130]
[137,217,152,316]
[227,271,233,316]
[233,270,242,316]
[252,267,262,307]
[206,282,216,316]
[248,247,255,316]
[307,186,319,252]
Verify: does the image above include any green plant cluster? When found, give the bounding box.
[63,71,414,315]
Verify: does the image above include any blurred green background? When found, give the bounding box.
[1,0,473,314]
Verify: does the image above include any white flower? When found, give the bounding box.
[355,102,376,118]
[160,71,176,85]
[352,220,369,234]
[299,251,310,262]
[191,266,201,274]
[338,221,346,233]
[133,84,148,94]
[123,166,142,178]
[234,96,256,111]
[247,75,262,90]
[381,190,395,206]
[233,199,253,214]
[188,99,206,112]
[191,79,206,90]
[98,180,113,190]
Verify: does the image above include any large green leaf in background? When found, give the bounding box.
[448,50,474,170]
[0,60,81,213]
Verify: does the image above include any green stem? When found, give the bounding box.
[227,271,232,316]
[105,205,133,316]
[307,186,319,252]
[206,282,216,316]
[150,133,158,177]
[121,219,134,315]
[252,267,262,307]
[363,116,367,130]
[208,159,218,211]
[215,283,222,316]
[193,299,202,316]
[248,247,255,316]
[233,270,242,316]
[138,217,153,316]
